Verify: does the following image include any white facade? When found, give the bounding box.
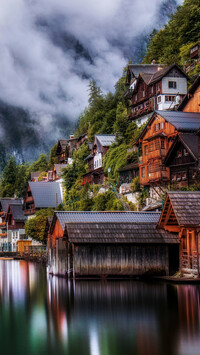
[94,152,102,170]
[157,77,187,110]
[10,229,26,251]
[135,113,153,127]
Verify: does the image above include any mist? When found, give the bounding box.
[0,0,183,163]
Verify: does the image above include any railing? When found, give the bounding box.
[129,106,153,120]
[24,208,36,215]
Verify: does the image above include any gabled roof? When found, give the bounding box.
[164,132,199,165]
[94,134,116,152]
[136,110,200,144]
[57,139,68,150]
[156,110,200,131]
[8,204,27,222]
[126,64,165,81]
[52,211,161,232]
[0,198,23,213]
[148,64,188,85]
[28,181,62,208]
[65,222,179,244]
[54,164,68,176]
[159,191,200,227]
[178,74,200,111]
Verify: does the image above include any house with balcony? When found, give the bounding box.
[136,110,200,201]
[24,181,63,217]
[5,203,27,251]
[0,198,23,251]
[82,134,116,185]
[125,63,188,126]
[184,43,200,74]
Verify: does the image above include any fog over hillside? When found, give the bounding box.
[0,0,183,164]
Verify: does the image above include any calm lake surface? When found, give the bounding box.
[0,260,200,355]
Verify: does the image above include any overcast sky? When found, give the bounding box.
[0,0,183,158]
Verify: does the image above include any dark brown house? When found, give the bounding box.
[64,221,179,278]
[158,191,200,277]
[164,133,199,188]
[125,64,187,126]
[47,210,180,277]
[83,134,116,185]
[24,181,63,216]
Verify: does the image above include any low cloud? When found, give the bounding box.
[0,0,182,160]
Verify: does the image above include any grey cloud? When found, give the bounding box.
[0,0,182,162]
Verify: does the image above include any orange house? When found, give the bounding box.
[158,191,200,277]
[179,74,200,113]
[137,110,200,187]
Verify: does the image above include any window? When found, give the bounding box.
[192,171,197,180]
[172,174,176,182]
[154,122,164,132]
[144,145,148,156]
[161,140,165,149]
[177,150,182,158]
[176,173,181,181]
[168,81,177,89]
[147,166,150,176]
[151,86,154,94]
[142,90,145,98]
[149,142,154,152]
[165,96,176,102]
[184,149,188,156]
[141,167,145,178]
[157,96,161,103]
[160,122,164,129]
[182,172,187,181]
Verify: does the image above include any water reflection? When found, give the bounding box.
[0,260,199,354]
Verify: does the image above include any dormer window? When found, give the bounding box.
[168,81,177,89]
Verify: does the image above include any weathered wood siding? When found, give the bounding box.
[73,244,169,277]
[183,86,200,113]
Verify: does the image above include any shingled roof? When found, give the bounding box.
[29,181,63,208]
[52,211,161,232]
[166,191,200,226]
[65,222,179,244]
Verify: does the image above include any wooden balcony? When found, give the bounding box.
[140,166,169,185]
[24,208,36,216]
[128,106,153,120]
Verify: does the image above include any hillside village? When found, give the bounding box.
[0,0,200,279]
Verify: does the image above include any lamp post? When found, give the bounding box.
[108,167,111,187]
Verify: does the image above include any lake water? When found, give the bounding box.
[0,260,200,355]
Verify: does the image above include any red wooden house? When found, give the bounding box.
[158,191,200,277]
[137,110,200,188]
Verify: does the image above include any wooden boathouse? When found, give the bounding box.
[47,211,179,278]
[158,191,200,277]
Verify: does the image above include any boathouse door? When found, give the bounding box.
[182,230,197,271]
